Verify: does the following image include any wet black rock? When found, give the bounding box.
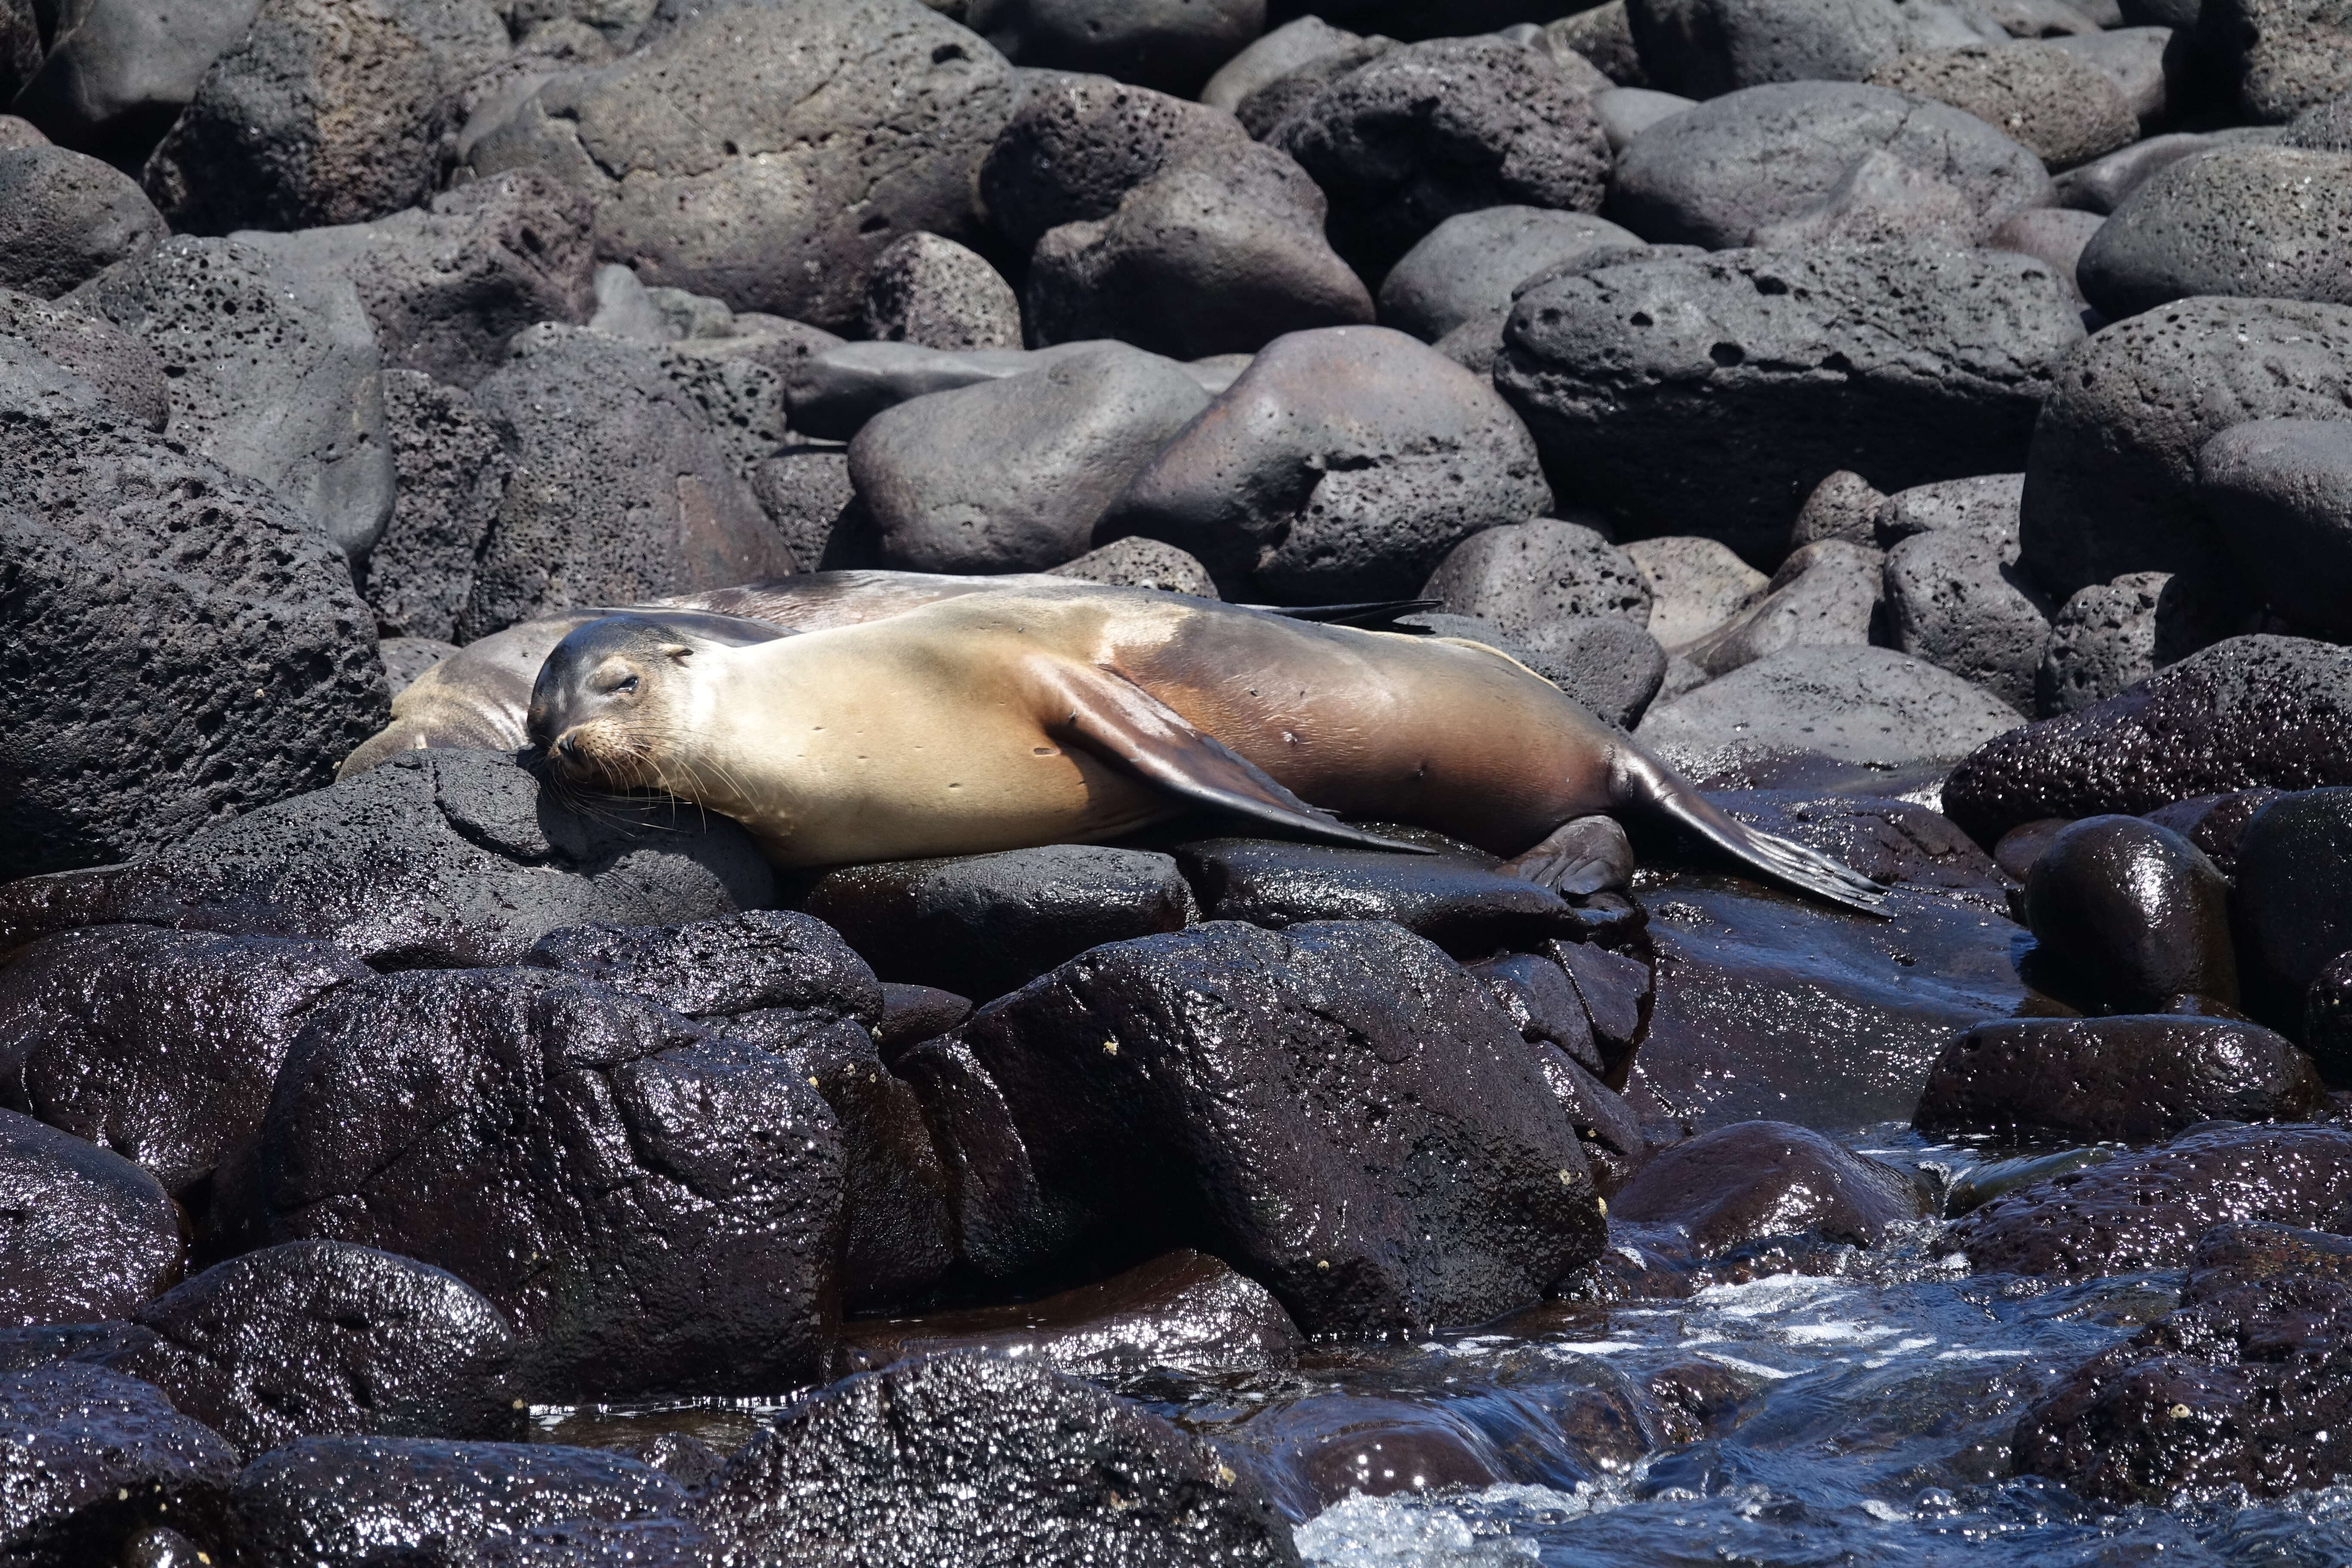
[802,845,1194,1004]
[1377,206,1642,343]
[1497,243,2081,560]
[2197,416,2352,641]
[1609,1121,1927,1255]
[2235,789,2352,1033]
[1627,869,2030,1133]
[2021,815,2236,1011]
[861,231,1021,351]
[2204,0,2352,122]
[524,909,884,1028]
[1915,1014,2324,1141]
[1267,37,1609,279]
[851,344,1209,574]
[842,1249,1304,1378]
[0,144,165,298]
[1101,325,1552,602]
[1470,952,1609,1072]
[954,920,1604,1334]
[2017,295,2352,597]
[125,1240,518,1458]
[2306,950,2352,1081]
[2078,146,2352,320]
[0,750,775,969]
[1607,83,2049,250]
[241,966,841,1400]
[362,371,514,643]
[1214,1388,1519,1515]
[966,0,1263,98]
[1948,1121,2352,1280]
[2015,1222,2352,1501]
[1635,645,2025,781]
[464,0,1015,331]
[1943,637,2352,846]
[459,325,792,638]
[1421,518,1652,634]
[697,1354,1299,1566]
[0,925,371,1198]
[1866,43,2138,170]
[0,1365,238,1568]
[2143,788,2284,879]
[0,287,168,429]
[141,0,508,234]
[233,170,598,391]
[0,1109,182,1327]
[73,234,394,566]
[1710,790,2015,903]
[232,1436,693,1568]
[1533,1044,1652,1196]
[1173,838,1586,957]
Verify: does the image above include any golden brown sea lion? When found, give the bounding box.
[525,583,1886,911]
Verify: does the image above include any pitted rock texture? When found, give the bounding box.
[1608,83,2050,251]
[1943,637,2352,845]
[241,966,842,1400]
[0,1109,183,1327]
[0,352,388,879]
[0,925,371,1197]
[1267,37,1611,278]
[362,370,514,643]
[952,920,1605,1334]
[861,230,1021,350]
[1497,243,2082,561]
[0,750,777,970]
[965,0,1265,98]
[126,1240,519,1458]
[2204,0,2352,122]
[1865,43,2138,170]
[2078,146,2352,318]
[0,287,169,429]
[1949,1122,2352,1280]
[2018,295,2352,597]
[0,144,167,298]
[464,0,1016,331]
[1626,0,2009,96]
[0,1365,239,1568]
[695,1354,1302,1567]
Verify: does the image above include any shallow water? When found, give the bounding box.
[538,1125,2352,1565]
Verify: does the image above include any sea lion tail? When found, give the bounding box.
[1613,747,1890,915]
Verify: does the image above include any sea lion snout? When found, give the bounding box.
[527,615,696,787]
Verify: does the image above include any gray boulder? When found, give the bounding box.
[361,371,513,644]
[1516,615,1673,727]
[0,749,777,968]
[1636,643,2025,775]
[140,0,510,233]
[459,325,792,639]
[1984,207,2105,301]
[0,350,386,879]
[1420,518,1652,635]
[1268,37,1609,279]
[1048,536,1219,596]
[1595,86,1698,150]
[2077,146,2352,318]
[861,232,1021,351]
[1542,2,1647,86]
[0,144,165,298]
[1201,15,1365,111]
[1790,468,1890,548]
[230,171,599,390]
[463,0,1016,331]
[1496,242,2083,562]
[2287,90,2352,147]
[1874,472,2025,545]
[0,4,35,108]
[1377,206,1642,342]
[2048,25,2190,130]
[964,0,1264,97]
[2017,295,2352,597]
[2203,0,2352,122]
[1231,34,1396,140]
[2037,571,2173,714]
[10,0,264,160]
[1865,43,2138,170]
[1625,535,1767,650]
[1678,538,1883,677]
[1627,0,2006,97]
[851,344,1210,575]
[0,117,37,151]
[73,236,395,565]
[1609,82,2050,249]
[2051,128,2282,215]
[0,288,168,429]
[750,447,857,570]
[1100,325,1553,602]
[2197,416,2352,640]
[1882,524,2055,714]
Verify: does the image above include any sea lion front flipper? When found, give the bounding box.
[1036,662,1434,854]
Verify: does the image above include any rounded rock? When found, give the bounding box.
[2197,416,2352,641]
[1421,518,1651,636]
[1865,43,2138,171]
[861,232,1022,351]
[2077,146,2352,320]
[1608,1120,1926,1256]
[2022,815,2237,1011]
[0,1109,182,1327]
[0,144,165,298]
[1377,206,1642,343]
[964,0,1265,98]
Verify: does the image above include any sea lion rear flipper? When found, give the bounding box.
[1037,663,1435,854]
[1613,748,1891,915]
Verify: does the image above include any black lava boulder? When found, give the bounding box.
[1608,1121,1928,1257]
[0,1109,182,1327]
[2197,416,2352,641]
[2021,815,2237,1011]
[1171,837,1589,956]
[1915,1015,2325,1141]
[2234,788,2352,1031]
[0,1365,239,1568]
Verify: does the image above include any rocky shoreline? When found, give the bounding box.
[5,0,2352,1562]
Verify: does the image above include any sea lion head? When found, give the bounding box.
[528,611,785,793]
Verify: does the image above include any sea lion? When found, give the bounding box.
[525,583,1886,911]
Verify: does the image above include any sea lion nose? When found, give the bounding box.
[556,731,582,761]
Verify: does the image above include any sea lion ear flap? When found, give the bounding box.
[1034,661,1433,855]
[659,643,692,661]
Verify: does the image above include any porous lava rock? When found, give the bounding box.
[0,287,168,429]
[952,920,1605,1334]
[0,1109,182,1327]
[1916,1015,2324,1141]
[239,966,842,1400]
[2077,146,2352,318]
[1421,518,1652,634]
[0,1365,239,1568]
[1943,637,2352,845]
[0,144,166,298]
[2197,416,2352,640]
[965,0,1265,98]
[861,231,1021,351]
[1865,43,2138,170]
